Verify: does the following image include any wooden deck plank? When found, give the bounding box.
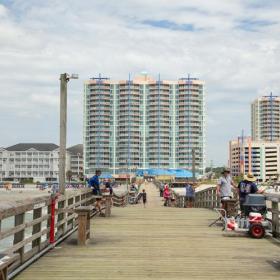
[15,183,280,280]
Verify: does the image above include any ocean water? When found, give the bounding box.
[0,208,48,253]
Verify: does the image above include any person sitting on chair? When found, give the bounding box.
[237,173,264,214]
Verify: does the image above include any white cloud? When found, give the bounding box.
[0,0,280,165]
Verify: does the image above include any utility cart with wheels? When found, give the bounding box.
[215,194,272,239]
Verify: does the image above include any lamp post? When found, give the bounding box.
[77,152,80,181]
[59,73,78,194]
[192,148,196,181]
[126,159,129,192]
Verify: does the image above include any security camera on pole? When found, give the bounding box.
[59,73,78,194]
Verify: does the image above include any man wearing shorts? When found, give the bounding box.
[88,170,102,195]
[216,168,237,208]
[88,170,104,215]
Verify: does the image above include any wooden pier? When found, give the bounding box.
[13,184,280,280]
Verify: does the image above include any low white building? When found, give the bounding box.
[0,143,84,183]
[0,143,59,182]
[229,137,280,182]
[66,144,83,181]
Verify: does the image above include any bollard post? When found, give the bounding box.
[49,194,57,244]
[105,195,112,217]
[75,206,93,246]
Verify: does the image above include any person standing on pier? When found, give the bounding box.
[163,184,170,206]
[105,179,113,195]
[88,170,105,216]
[216,168,237,208]
[185,182,195,208]
[88,170,102,196]
[142,189,147,207]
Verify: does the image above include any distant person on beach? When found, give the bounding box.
[142,189,147,207]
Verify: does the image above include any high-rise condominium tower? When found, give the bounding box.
[251,94,280,141]
[83,74,205,175]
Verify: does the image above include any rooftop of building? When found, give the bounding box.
[230,137,280,146]
[5,143,59,151]
[252,95,280,103]
[67,144,83,155]
[85,74,204,85]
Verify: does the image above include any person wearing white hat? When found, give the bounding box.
[237,173,264,213]
[216,168,237,208]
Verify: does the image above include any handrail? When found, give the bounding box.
[0,188,105,276]
[112,192,128,207]
[171,191,185,208]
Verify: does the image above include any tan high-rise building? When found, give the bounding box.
[251,95,280,141]
[229,137,280,182]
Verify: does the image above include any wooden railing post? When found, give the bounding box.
[67,197,74,230]
[75,206,93,246]
[32,207,42,251]
[271,200,280,238]
[203,191,206,208]
[105,196,112,217]
[207,190,210,208]
[14,213,25,263]
[57,200,65,238]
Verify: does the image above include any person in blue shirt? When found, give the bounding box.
[88,170,102,196]
[238,173,263,213]
[185,181,195,208]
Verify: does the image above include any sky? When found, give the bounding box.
[0,0,280,166]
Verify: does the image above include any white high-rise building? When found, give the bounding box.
[251,94,280,141]
[83,74,205,176]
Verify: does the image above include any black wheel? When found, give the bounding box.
[249,224,265,239]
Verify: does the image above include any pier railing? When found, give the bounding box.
[0,188,129,277]
[172,191,185,208]
[0,189,94,275]
[112,192,129,207]
[193,187,220,209]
